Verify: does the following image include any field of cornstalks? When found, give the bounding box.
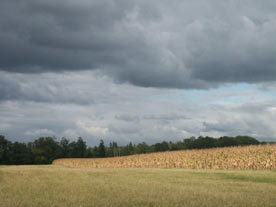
[53,144,276,170]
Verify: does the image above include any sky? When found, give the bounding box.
[1,0,276,145]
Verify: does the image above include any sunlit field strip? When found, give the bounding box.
[53,144,276,170]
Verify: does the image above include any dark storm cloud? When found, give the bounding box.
[0,0,138,71]
[1,0,276,89]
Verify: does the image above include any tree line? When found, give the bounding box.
[0,135,267,165]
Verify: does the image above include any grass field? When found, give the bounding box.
[0,165,276,207]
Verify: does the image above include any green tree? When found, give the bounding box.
[0,135,9,164]
[217,136,237,147]
[120,142,135,156]
[31,137,61,164]
[98,140,106,158]
[153,141,169,152]
[76,137,87,158]
[134,142,150,154]
[8,142,32,164]
[235,136,259,146]
[60,137,70,157]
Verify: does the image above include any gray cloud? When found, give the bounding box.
[143,114,189,121]
[1,1,276,144]
[0,71,275,142]
[0,71,95,104]
[1,0,276,89]
[115,114,140,122]
[1,72,276,144]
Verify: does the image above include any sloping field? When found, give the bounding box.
[53,144,276,170]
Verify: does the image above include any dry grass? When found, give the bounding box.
[53,144,276,170]
[0,165,276,207]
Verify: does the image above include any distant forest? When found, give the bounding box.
[0,135,272,165]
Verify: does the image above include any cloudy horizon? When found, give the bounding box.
[1,0,276,145]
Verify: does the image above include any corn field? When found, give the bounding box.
[53,144,276,170]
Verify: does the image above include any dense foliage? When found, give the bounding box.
[0,135,265,165]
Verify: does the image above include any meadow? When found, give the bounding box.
[0,165,276,207]
[53,144,276,170]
